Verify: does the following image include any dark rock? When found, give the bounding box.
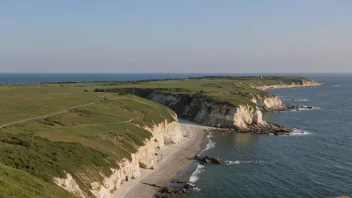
[171,178,187,184]
[235,123,292,135]
[160,187,173,194]
[198,156,227,165]
[184,183,197,190]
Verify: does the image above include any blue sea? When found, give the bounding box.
[176,74,352,198]
[1,73,351,197]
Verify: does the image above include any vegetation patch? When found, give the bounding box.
[0,133,117,196]
[0,162,76,198]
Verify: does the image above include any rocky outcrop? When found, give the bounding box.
[54,119,183,198]
[197,156,227,165]
[251,95,287,111]
[255,79,324,90]
[156,184,198,197]
[251,94,315,112]
[236,123,293,134]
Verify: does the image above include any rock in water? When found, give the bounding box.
[198,156,227,165]
[184,183,197,190]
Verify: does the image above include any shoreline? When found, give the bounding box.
[114,119,209,198]
[257,84,325,90]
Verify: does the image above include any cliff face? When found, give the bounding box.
[147,92,292,134]
[255,79,323,90]
[251,94,285,111]
[54,119,183,198]
[149,92,266,129]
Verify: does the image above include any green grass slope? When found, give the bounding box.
[0,89,175,197]
[0,163,76,198]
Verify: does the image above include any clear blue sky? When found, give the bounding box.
[1,0,351,73]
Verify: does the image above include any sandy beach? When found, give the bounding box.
[113,119,209,198]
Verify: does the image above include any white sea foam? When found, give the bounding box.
[294,98,311,102]
[205,140,216,151]
[189,164,205,183]
[298,106,320,111]
[290,128,312,136]
[281,98,292,101]
[200,132,216,154]
[189,132,216,184]
[226,160,264,165]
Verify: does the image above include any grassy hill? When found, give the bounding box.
[0,89,175,197]
[0,162,76,198]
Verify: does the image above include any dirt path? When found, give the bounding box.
[62,118,138,128]
[0,101,99,129]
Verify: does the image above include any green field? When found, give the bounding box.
[0,76,314,197]
[92,76,313,106]
[0,89,175,197]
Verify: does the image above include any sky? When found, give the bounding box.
[0,0,351,73]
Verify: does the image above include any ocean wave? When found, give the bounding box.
[298,106,320,110]
[331,85,342,87]
[291,106,320,111]
[189,132,217,184]
[189,164,205,183]
[200,132,216,154]
[226,160,264,165]
[290,128,312,136]
[294,98,311,102]
[205,140,216,151]
[281,98,292,101]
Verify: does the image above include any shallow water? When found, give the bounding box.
[177,74,352,198]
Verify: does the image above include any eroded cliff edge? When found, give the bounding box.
[148,92,292,133]
[54,119,183,198]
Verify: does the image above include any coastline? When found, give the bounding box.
[114,119,209,198]
[256,83,325,90]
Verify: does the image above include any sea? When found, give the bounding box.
[176,74,352,198]
[0,73,351,197]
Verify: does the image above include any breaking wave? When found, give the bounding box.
[226,160,264,165]
[189,132,217,184]
[294,98,311,102]
[200,132,216,154]
[290,128,312,136]
[189,164,205,183]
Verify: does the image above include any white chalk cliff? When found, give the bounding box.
[251,94,284,110]
[149,92,267,129]
[54,119,183,198]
